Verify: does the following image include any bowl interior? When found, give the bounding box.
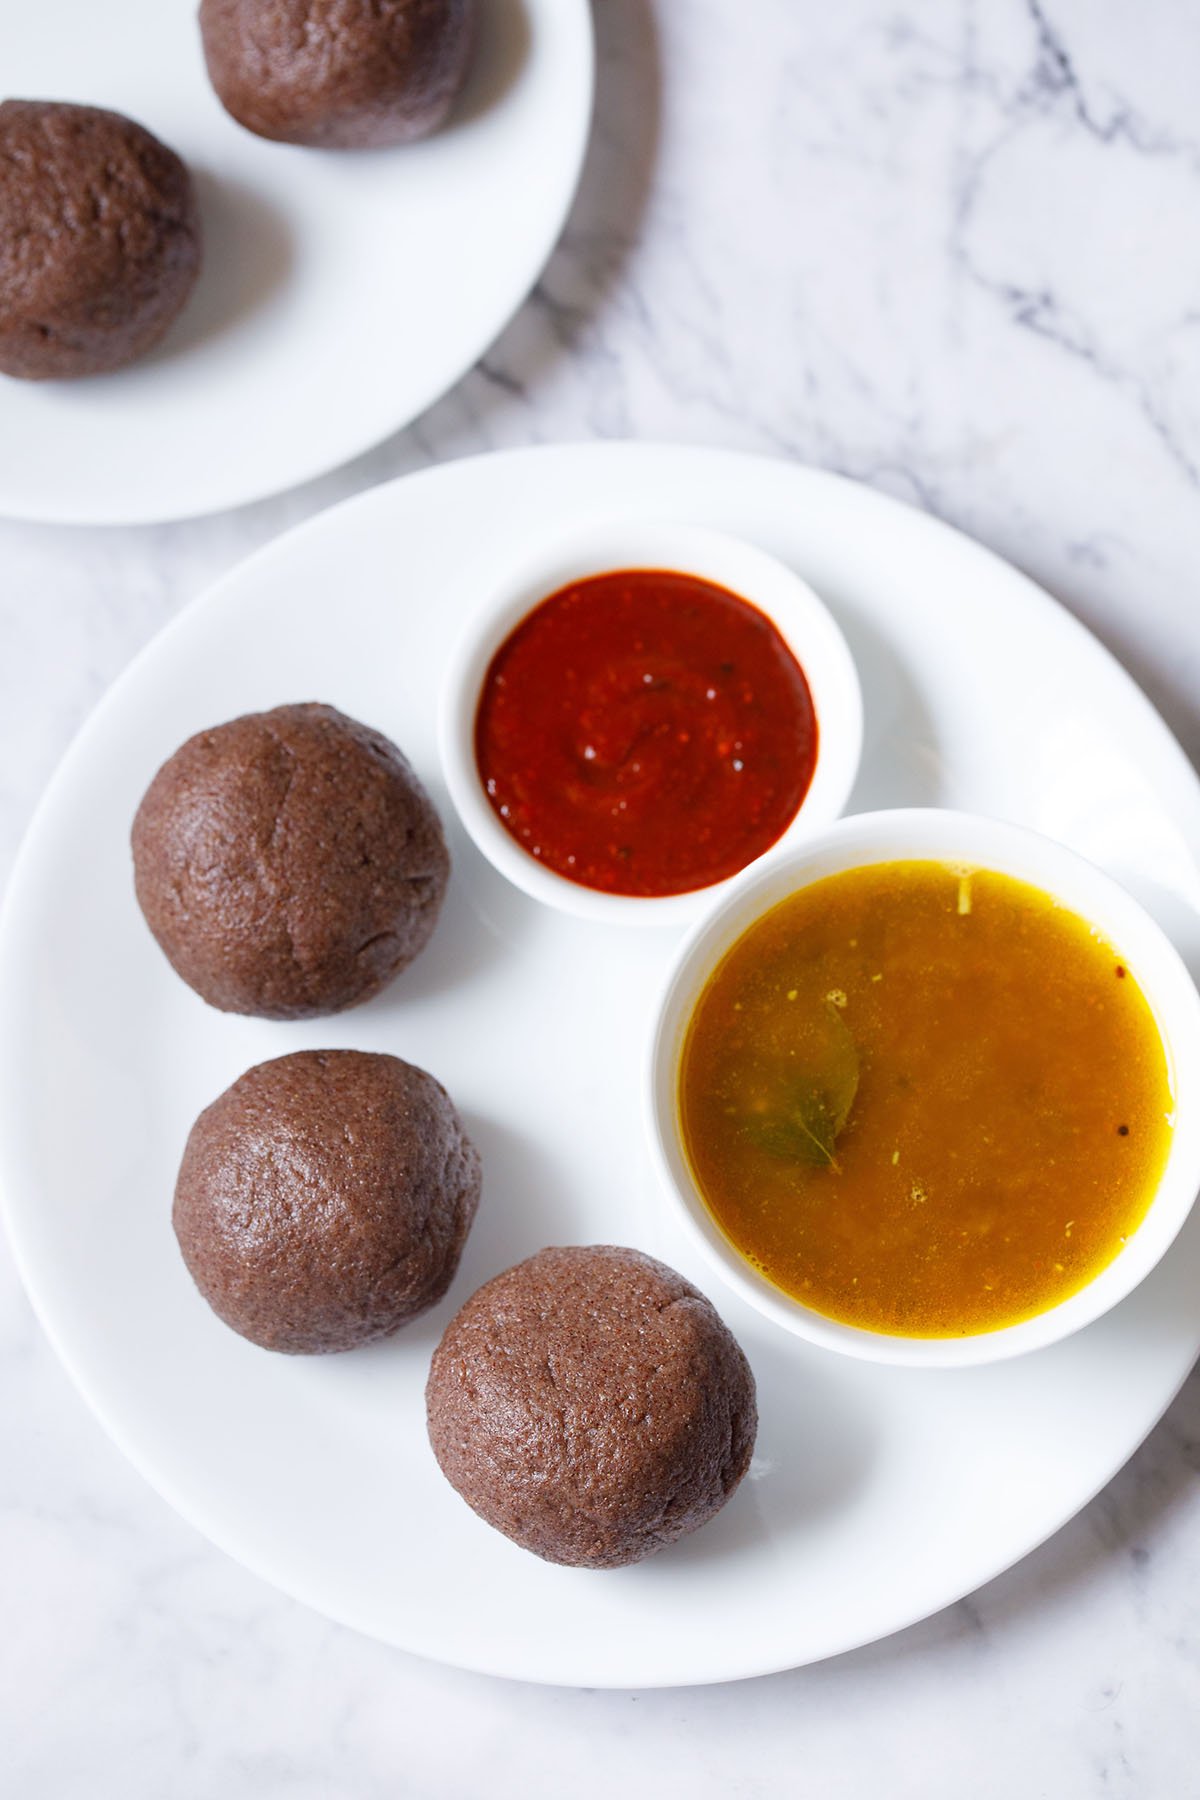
[648,808,1200,1368]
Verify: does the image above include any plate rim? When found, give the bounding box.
[3,441,1199,1687]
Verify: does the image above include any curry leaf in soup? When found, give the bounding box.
[744,1091,841,1166]
[741,1002,860,1169]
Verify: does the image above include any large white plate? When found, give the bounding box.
[0,0,592,525]
[3,445,1200,1689]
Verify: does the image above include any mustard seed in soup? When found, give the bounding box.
[678,862,1174,1337]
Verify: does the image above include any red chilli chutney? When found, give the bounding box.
[679,862,1175,1337]
[473,569,818,898]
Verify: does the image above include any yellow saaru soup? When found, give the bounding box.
[679,861,1174,1337]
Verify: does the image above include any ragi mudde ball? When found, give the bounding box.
[426,1245,758,1569]
[174,1050,482,1353]
[0,100,201,380]
[198,0,477,149]
[131,702,449,1019]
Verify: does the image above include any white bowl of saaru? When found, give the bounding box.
[438,519,863,925]
[646,807,1200,1368]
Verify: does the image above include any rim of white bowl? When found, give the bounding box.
[437,519,864,925]
[646,807,1200,1368]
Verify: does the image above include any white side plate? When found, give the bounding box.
[0,0,593,524]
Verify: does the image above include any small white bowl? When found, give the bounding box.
[438,519,863,925]
[647,807,1200,1367]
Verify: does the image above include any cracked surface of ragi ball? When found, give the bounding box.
[175,1050,482,1353]
[199,0,478,148]
[426,1245,758,1569]
[131,702,450,1019]
[0,100,201,380]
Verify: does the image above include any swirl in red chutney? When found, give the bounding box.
[474,569,819,898]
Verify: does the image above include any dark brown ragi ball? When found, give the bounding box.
[426,1245,758,1569]
[198,0,477,148]
[175,1050,482,1352]
[0,100,201,380]
[131,702,449,1020]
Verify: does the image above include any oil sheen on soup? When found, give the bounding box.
[678,861,1174,1337]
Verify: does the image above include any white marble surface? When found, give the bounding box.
[3,0,1200,1792]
